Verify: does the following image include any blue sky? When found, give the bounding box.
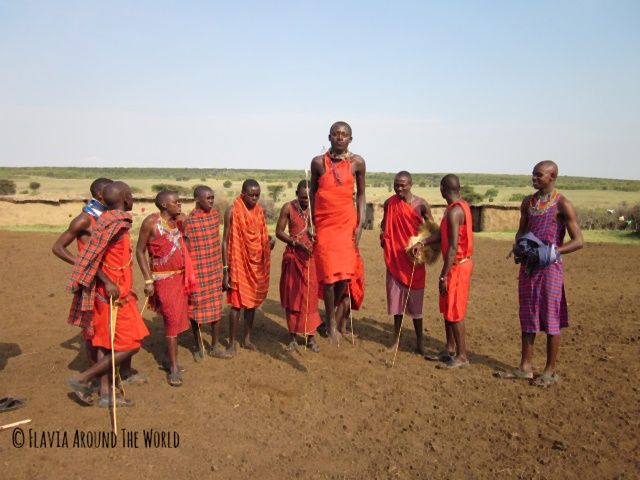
[0,0,638,179]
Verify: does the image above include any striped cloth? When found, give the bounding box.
[227,196,270,308]
[518,192,568,334]
[67,210,133,334]
[183,208,224,324]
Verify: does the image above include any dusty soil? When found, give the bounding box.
[0,230,638,479]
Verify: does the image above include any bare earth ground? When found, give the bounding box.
[0,230,638,479]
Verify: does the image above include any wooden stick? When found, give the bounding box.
[303,169,314,351]
[140,296,149,315]
[197,322,206,355]
[0,419,31,431]
[109,297,118,434]
[391,261,416,368]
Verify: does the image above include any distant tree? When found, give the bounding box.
[508,193,526,202]
[484,188,499,202]
[223,180,232,188]
[287,181,293,188]
[460,185,483,204]
[175,176,190,181]
[130,186,143,194]
[267,184,285,202]
[418,181,427,188]
[29,181,41,191]
[0,179,16,195]
[200,177,207,182]
[387,183,392,192]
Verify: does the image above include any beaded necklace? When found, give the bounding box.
[530,189,559,215]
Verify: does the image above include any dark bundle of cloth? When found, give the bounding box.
[513,232,560,277]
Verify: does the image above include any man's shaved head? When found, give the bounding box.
[193,185,213,198]
[534,160,559,178]
[242,179,260,193]
[90,177,113,199]
[440,174,460,193]
[296,180,309,192]
[102,181,131,209]
[395,171,412,183]
[329,121,352,136]
[155,190,178,209]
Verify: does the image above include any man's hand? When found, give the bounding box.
[438,276,448,295]
[144,283,155,297]
[104,280,120,300]
[299,242,312,255]
[354,225,363,247]
[222,270,231,291]
[379,233,385,248]
[269,235,276,250]
[308,225,316,242]
[411,242,423,258]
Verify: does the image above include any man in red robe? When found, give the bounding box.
[276,180,322,352]
[67,182,149,407]
[136,190,196,387]
[415,174,473,369]
[222,179,275,357]
[381,171,433,355]
[310,121,366,345]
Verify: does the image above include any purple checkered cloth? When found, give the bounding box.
[518,193,568,335]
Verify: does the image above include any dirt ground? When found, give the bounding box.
[0,230,638,479]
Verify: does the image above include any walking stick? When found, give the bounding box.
[303,169,315,351]
[109,296,119,434]
[391,261,416,368]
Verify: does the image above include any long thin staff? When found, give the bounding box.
[303,169,315,351]
[1,419,31,431]
[140,296,149,315]
[109,297,119,434]
[391,261,416,368]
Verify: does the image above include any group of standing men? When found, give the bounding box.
[53,121,583,407]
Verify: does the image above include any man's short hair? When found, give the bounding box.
[193,185,213,198]
[155,190,178,209]
[90,178,113,198]
[440,174,460,193]
[329,121,352,136]
[241,179,260,193]
[395,171,412,183]
[296,180,309,192]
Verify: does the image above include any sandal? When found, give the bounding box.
[425,351,456,362]
[532,373,560,388]
[120,373,148,386]
[494,369,534,380]
[159,361,185,373]
[167,371,183,387]
[97,395,135,408]
[0,397,26,412]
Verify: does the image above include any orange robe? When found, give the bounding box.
[279,201,322,334]
[91,233,149,351]
[227,196,270,309]
[439,200,474,322]
[314,153,357,284]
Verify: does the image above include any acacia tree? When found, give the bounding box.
[267,184,284,202]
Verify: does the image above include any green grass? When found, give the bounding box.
[476,230,640,245]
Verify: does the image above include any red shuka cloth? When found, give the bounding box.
[313,153,357,284]
[439,200,474,322]
[382,195,426,289]
[227,197,270,308]
[279,201,322,334]
[91,233,149,351]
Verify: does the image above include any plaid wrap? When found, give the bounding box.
[183,208,224,324]
[67,210,133,333]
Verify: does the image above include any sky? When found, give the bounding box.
[0,0,638,179]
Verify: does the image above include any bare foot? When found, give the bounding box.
[209,343,232,359]
[243,339,258,351]
[225,342,238,358]
[328,328,342,346]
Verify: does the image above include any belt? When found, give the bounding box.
[152,269,184,281]
[103,257,133,270]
